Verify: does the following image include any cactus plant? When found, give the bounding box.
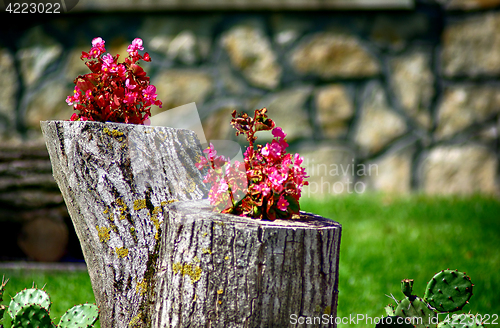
[0,278,99,328]
[378,269,480,328]
[423,270,473,313]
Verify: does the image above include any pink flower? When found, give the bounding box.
[89,37,106,58]
[272,127,286,139]
[277,195,289,211]
[266,167,286,193]
[203,143,217,161]
[66,87,81,107]
[92,37,105,48]
[102,53,114,65]
[142,85,157,100]
[101,54,119,73]
[217,178,229,194]
[85,90,93,101]
[293,153,304,168]
[262,140,283,161]
[127,38,144,54]
[123,91,137,104]
[195,156,208,169]
[253,183,271,197]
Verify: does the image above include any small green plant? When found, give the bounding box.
[377,269,485,328]
[0,277,99,328]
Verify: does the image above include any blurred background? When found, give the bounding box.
[4,0,499,262]
[0,0,499,326]
[0,0,498,259]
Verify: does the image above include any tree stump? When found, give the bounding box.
[153,199,342,328]
[40,121,208,328]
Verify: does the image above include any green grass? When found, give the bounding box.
[0,270,98,328]
[300,193,500,327]
[1,194,499,328]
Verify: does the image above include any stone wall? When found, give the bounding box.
[0,0,499,207]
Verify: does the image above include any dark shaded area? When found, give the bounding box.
[0,144,84,262]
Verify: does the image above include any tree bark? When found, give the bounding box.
[153,199,342,328]
[41,121,208,328]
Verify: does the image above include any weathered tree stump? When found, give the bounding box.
[153,199,342,328]
[41,120,208,328]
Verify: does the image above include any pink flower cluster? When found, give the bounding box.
[66,37,162,124]
[196,108,309,220]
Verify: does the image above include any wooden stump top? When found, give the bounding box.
[168,199,341,230]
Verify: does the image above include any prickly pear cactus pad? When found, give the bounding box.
[8,288,51,319]
[11,304,54,328]
[58,303,99,328]
[395,296,437,328]
[424,270,473,313]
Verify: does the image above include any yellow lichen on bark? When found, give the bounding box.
[150,206,162,240]
[116,247,129,258]
[172,262,202,283]
[134,199,147,211]
[96,225,111,243]
[103,127,125,141]
[160,199,178,207]
[115,198,127,214]
[136,278,147,296]
[186,181,196,193]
